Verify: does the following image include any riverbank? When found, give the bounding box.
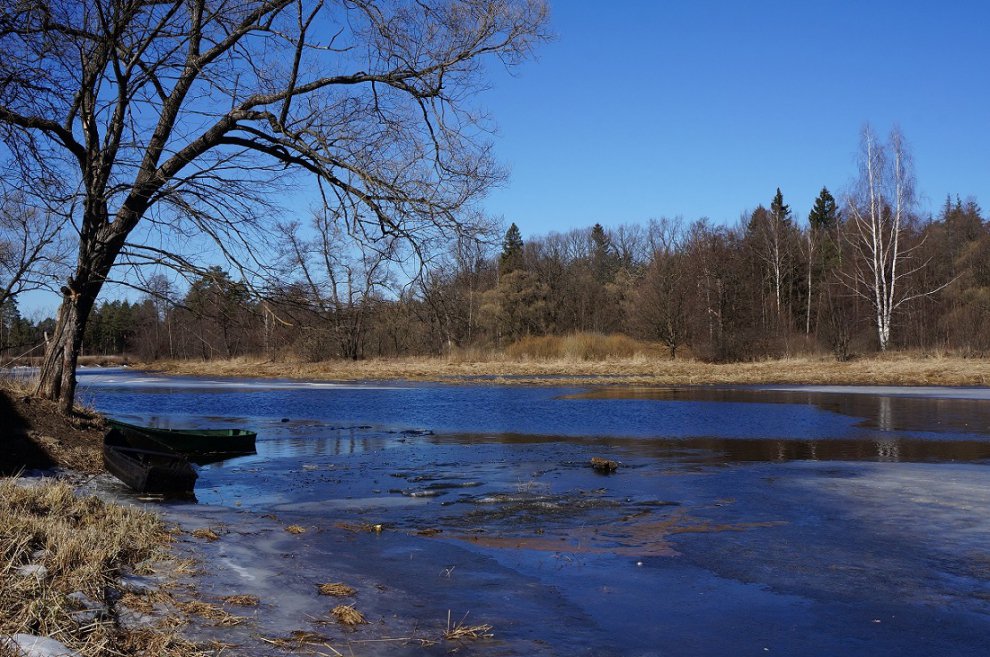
[142,353,990,387]
[0,387,249,656]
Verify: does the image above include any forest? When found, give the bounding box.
[3,187,987,366]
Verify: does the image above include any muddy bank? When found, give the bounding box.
[0,388,105,474]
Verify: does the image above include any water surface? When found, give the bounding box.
[78,368,990,656]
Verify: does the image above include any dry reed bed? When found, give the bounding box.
[146,353,990,388]
[0,478,200,656]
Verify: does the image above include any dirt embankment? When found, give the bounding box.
[0,387,104,475]
[143,353,990,387]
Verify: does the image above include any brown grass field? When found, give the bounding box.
[144,352,990,387]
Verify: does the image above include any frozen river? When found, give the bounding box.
[78,368,990,656]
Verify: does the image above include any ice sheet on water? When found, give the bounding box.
[78,371,405,391]
[761,384,990,400]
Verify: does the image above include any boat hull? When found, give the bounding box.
[103,429,198,493]
[107,419,257,455]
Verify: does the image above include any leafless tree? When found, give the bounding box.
[633,217,689,357]
[0,191,68,309]
[0,0,549,412]
[843,125,946,351]
[282,214,399,360]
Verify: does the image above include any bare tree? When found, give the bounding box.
[0,0,548,412]
[633,217,689,358]
[282,215,398,360]
[0,192,67,309]
[843,125,944,351]
[745,189,798,331]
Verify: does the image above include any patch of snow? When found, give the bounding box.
[1,635,81,657]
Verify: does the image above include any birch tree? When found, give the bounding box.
[0,0,549,413]
[844,125,940,351]
[745,188,797,331]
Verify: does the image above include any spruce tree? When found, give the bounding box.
[770,187,792,225]
[500,223,524,273]
[808,187,838,230]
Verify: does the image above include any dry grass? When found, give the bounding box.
[143,349,990,387]
[318,582,357,597]
[220,594,260,607]
[330,604,367,626]
[443,611,493,641]
[507,332,654,361]
[190,528,219,541]
[285,524,307,534]
[0,477,193,657]
[173,600,245,627]
[258,630,337,651]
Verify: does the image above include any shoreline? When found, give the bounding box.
[138,353,990,388]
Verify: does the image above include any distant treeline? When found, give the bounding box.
[2,192,988,364]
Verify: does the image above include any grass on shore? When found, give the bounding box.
[144,351,990,388]
[0,478,202,657]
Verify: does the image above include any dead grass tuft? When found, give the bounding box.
[190,528,219,541]
[221,594,260,607]
[330,604,367,626]
[258,631,334,650]
[174,600,245,626]
[443,611,494,641]
[318,582,356,597]
[285,524,307,534]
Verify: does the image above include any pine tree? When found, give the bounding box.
[500,223,524,274]
[805,186,840,336]
[590,223,618,284]
[808,187,837,231]
[770,187,792,226]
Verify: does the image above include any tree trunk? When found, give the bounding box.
[35,289,97,414]
[35,217,119,413]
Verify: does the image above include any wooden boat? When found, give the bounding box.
[103,428,198,493]
[107,418,257,456]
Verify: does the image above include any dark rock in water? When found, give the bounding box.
[590,457,619,474]
[281,418,290,422]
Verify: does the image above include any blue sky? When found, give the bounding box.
[12,1,990,318]
[481,1,990,237]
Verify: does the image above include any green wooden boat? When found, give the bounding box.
[107,418,257,455]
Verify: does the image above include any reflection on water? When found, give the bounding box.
[427,431,990,463]
[567,386,990,437]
